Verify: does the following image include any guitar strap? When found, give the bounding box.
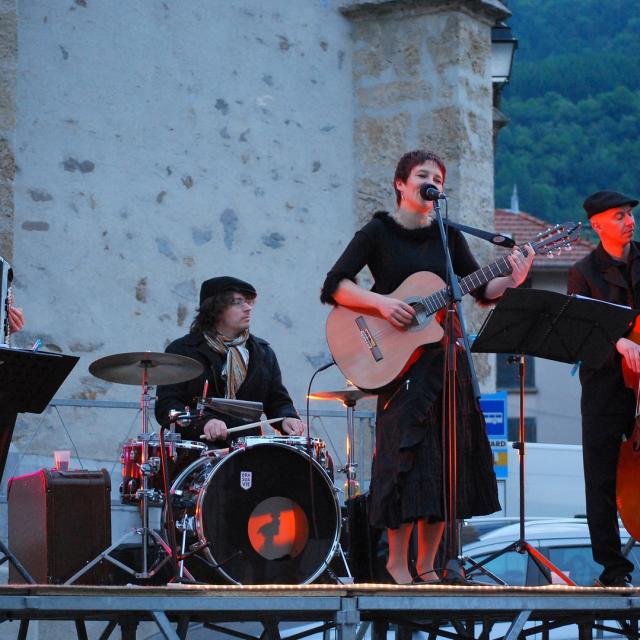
[445,220,516,248]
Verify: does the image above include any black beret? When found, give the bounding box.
[199,276,257,305]
[583,190,639,219]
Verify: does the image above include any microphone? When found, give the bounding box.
[419,183,447,201]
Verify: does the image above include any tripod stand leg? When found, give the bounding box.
[336,543,353,582]
[523,542,574,585]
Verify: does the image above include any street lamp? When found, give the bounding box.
[491,20,518,86]
[491,20,518,145]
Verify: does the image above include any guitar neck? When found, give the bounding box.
[459,256,513,296]
[424,255,514,311]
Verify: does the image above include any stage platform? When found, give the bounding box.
[0,583,638,640]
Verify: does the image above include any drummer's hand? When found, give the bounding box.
[202,418,228,441]
[617,338,640,373]
[8,306,24,333]
[282,418,305,436]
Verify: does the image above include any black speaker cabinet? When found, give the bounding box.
[7,468,111,584]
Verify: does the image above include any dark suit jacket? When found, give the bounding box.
[154,332,299,445]
[567,242,640,416]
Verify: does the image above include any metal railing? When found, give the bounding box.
[4,398,376,501]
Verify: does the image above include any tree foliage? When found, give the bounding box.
[495,0,640,224]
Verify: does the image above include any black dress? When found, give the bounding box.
[321,212,500,529]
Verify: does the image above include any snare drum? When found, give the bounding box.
[120,439,206,504]
[165,439,341,585]
[236,435,334,479]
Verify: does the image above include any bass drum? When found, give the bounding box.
[166,441,341,585]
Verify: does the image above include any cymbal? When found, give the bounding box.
[89,351,204,386]
[307,388,373,404]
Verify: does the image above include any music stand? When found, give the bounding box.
[0,346,79,584]
[466,288,638,585]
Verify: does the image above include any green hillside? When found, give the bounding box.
[495,0,640,224]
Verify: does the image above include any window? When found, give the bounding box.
[507,417,537,443]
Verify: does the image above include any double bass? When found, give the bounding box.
[617,320,640,542]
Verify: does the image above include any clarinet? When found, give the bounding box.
[0,256,13,346]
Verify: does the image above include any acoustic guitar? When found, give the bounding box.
[325,221,581,391]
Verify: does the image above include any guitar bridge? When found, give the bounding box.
[355,316,383,362]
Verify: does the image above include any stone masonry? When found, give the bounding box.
[2,0,506,471]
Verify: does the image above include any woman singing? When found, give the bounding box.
[321,150,533,584]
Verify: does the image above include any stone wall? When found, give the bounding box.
[2,0,506,464]
[0,0,16,261]
[342,0,508,386]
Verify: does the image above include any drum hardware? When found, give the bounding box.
[235,435,334,480]
[66,351,204,585]
[163,439,343,585]
[120,437,206,504]
[176,515,196,533]
[307,388,373,500]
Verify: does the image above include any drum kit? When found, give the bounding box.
[67,350,370,586]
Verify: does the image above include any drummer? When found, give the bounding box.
[155,276,305,445]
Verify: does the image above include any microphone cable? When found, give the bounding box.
[304,360,335,551]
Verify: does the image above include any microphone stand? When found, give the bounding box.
[432,197,480,584]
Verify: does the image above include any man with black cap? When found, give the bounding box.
[155,276,304,444]
[567,190,640,587]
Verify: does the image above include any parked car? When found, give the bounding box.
[462,518,640,586]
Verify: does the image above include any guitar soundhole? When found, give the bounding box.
[407,299,432,331]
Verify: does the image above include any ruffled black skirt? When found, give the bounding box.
[367,345,500,530]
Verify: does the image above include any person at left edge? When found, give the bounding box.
[8,306,24,334]
[155,276,305,446]
[0,302,25,486]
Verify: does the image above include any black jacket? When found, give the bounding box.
[154,332,299,444]
[567,242,640,416]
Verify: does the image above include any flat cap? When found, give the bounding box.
[199,276,256,305]
[583,190,639,218]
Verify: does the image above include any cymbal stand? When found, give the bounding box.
[158,422,197,583]
[66,362,173,584]
[339,396,359,500]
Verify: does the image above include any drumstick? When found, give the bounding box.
[199,417,284,439]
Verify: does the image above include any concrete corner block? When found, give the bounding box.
[0,182,13,260]
[417,107,492,164]
[354,112,411,167]
[0,11,17,61]
[0,73,16,129]
[340,0,509,23]
[0,136,15,182]
[356,79,433,109]
[355,176,391,226]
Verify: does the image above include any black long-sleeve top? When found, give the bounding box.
[567,241,640,416]
[321,211,491,305]
[155,332,299,445]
